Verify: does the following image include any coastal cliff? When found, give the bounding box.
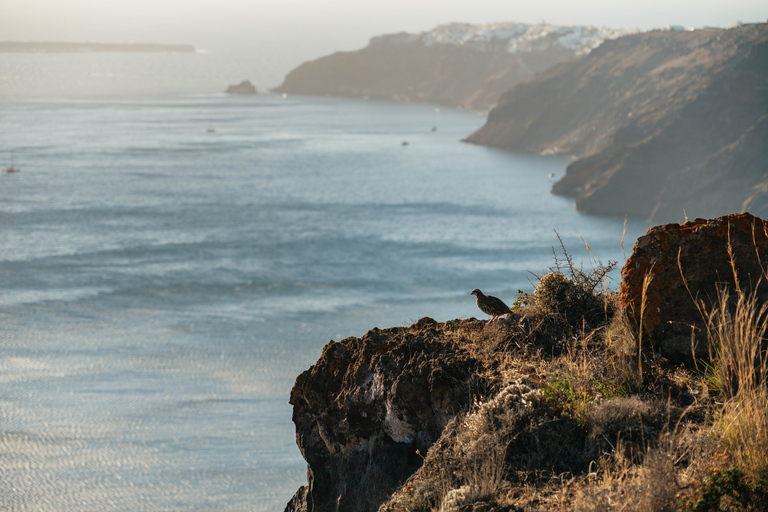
[273,22,632,111]
[285,213,768,512]
[465,23,768,222]
[273,21,767,221]
[285,318,491,511]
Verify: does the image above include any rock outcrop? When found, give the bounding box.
[284,214,768,511]
[272,22,632,111]
[285,318,490,512]
[225,80,257,95]
[620,212,768,363]
[465,23,768,222]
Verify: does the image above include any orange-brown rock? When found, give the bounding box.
[285,317,489,512]
[620,212,768,363]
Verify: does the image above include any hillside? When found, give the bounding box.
[285,213,768,512]
[465,23,768,222]
[272,22,633,111]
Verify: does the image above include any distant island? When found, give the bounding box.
[0,42,196,53]
[225,80,258,95]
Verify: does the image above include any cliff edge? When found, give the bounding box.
[465,23,768,222]
[285,213,768,512]
[285,318,491,511]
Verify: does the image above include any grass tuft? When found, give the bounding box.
[704,285,768,483]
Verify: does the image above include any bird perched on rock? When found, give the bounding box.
[470,289,512,321]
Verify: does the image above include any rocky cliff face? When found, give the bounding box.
[284,305,611,512]
[620,212,768,363]
[465,23,768,222]
[272,22,632,111]
[285,318,491,512]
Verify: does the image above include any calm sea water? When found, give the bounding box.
[0,93,651,511]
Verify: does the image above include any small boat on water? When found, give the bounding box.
[4,153,20,173]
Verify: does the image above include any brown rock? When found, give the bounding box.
[284,486,308,512]
[285,318,489,512]
[620,213,768,363]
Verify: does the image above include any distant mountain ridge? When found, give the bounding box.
[0,42,195,53]
[273,22,635,110]
[465,23,768,222]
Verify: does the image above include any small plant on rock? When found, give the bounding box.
[531,232,617,329]
[682,465,768,512]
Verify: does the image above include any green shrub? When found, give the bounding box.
[532,232,617,329]
[683,466,768,512]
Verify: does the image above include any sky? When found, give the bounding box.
[3,0,766,49]
[1,0,766,90]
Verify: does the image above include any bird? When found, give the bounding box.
[470,289,512,321]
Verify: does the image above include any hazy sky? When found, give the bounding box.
[3,0,766,50]
[2,0,765,90]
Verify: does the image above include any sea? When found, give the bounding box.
[0,52,651,511]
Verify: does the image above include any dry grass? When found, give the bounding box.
[562,412,717,512]
[383,234,768,512]
[603,312,644,392]
[569,444,682,512]
[436,442,507,512]
[705,285,768,483]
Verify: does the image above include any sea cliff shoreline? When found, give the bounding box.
[274,22,768,223]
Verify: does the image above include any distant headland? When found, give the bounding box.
[0,42,196,53]
[274,20,768,223]
[273,21,636,111]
